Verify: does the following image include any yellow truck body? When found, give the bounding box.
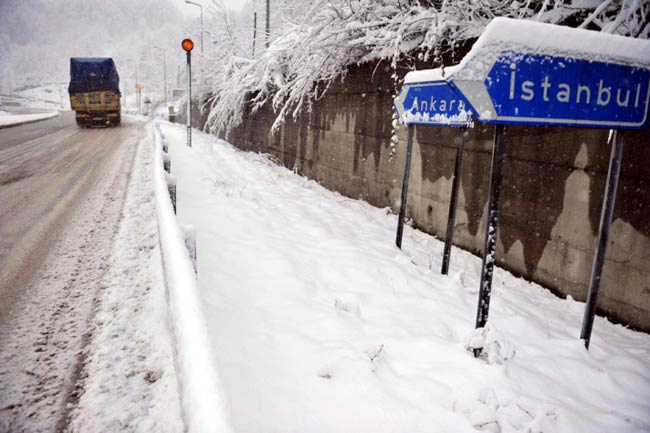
[70,90,121,127]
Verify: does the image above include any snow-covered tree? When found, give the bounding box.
[201,0,650,134]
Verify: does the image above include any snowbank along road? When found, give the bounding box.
[0,107,60,129]
[0,114,181,432]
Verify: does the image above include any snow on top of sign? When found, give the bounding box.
[404,65,461,84]
[402,109,471,126]
[450,17,650,81]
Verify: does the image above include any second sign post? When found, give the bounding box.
[393,73,472,278]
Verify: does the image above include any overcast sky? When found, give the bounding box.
[176,0,246,16]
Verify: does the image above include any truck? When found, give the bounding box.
[68,57,121,127]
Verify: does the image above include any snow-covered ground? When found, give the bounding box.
[10,84,71,110]
[159,120,650,433]
[0,109,59,127]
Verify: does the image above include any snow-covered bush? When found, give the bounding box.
[202,0,649,135]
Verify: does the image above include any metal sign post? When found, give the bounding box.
[580,129,625,349]
[182,38,195,147]
[393,76,472,250]
[396,124,415,248]
[441,127,467,275]
[475,125,507,335]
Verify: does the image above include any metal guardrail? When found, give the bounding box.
[152,121,231,433]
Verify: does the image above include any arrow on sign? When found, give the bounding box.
[446,19,650,130]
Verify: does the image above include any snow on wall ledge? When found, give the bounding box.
[152,120,234,433]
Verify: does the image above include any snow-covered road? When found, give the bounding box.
[161,120,650,433]
[0,116,181,432]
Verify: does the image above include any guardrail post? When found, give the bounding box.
[163,153,171,173]
[165,173,177,214]
[182,225,197,274]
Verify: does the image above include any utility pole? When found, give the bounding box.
[125,58,133,110]
[265,0,270,48]
[153,45,168,105]
[163,56,167,105]
[134,62,139,113]
[252,12,257,57]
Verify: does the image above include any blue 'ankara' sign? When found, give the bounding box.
[394,80,471,127]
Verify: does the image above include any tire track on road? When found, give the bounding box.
[0,118,145,433]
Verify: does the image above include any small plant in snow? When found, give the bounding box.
[365,343,385,372]
[465,323,516,365]
[334,297,361,317]
[366,344,384,363]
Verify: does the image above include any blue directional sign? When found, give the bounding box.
[394,80,472,127]
[449,52,650,129]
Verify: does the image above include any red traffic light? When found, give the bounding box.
[182,38,194,52]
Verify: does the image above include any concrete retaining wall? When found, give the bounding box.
[215,60,650,332]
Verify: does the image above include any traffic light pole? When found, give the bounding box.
[186,50,192,147]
